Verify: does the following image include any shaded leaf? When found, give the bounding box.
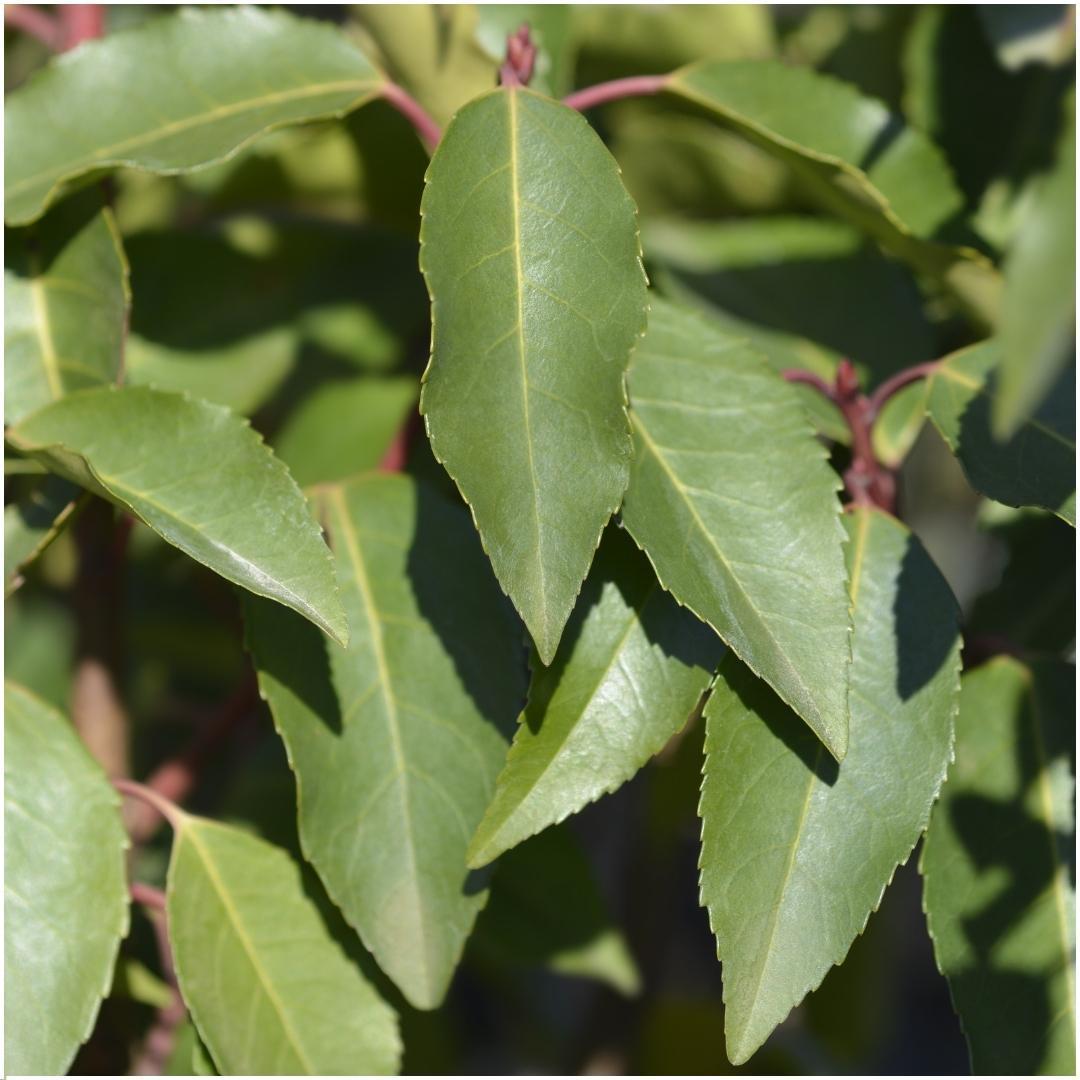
[872,379,929,468]
[926,341,1076,525]
[622,297,851,759]
[4,7,383,224]
[4,192,128,424]
[469,525,722,867]
[4,473,83,594]
[6,386,347,643]
[244,474,527,1008]
[978,5,1075,71]
[168,813,400,1075]
[4,682,129,1075]
[664,60,1001,326]
[419,87,647,663]
[921,658,1075,1075]
[699,509,960,1064]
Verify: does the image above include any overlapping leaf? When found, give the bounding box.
[4,192,128,424]
[4,6,384,224]
[663,60,1000,326]
[419,87,648,664]
[622,297,851,759]
[168,813,400,1075]
[5,682,129,1075]
[926,341,1076,525]
[4,474,82,594]
[6,386,347,643]
[469,525,722,867]
[244,474,527,1008]
[699,509,960,1064]
[921,658,1075,1075]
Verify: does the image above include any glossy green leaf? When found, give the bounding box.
[168,812,400,1075]
[699,509,960,1065]
[6,386,347,644]
[664,60,1001,326]
[4,192,128,424]
[5,7,383,224]
[997,102,1076,437]
[922,658,1075,1075]
[469,525,722,867]
[926,341,1076,525]
[5,682,129,1075]
[473,824,640,995]
[872,379,929,468]
[4,474,83,594]
[622,297,851,759]
[273,376,418,487]
[244,474,527,1008]
[419,87,648,664]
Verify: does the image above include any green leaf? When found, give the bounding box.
[699,508,960,1065]
[165,1018,217,1076]
[468,525,722,867]
[622,297,851,759]
[977,5,1075,71]
[4,7,383,225]
[273,376,418,487]
[167,812,400,1075]
[4,192,128,424]
[472,824,641,995]
[664,60,1001,326]
[4,681,129,1075]
[419,87,648,664]
[997,101,1076,437]
[872,379,929,468]
[4,474,83,594]
[926,341,1076,525]
[6,386,348,644]
[244,474,528,1008]
[111,955,174,1011]
[921,658,1075,1075]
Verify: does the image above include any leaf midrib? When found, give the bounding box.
[27,249,62,401]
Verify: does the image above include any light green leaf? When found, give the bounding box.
[4,192,128,424]
[469,525,722,867]
[111,955,174,1010]
[244,474,527,1008]
[997,101,1076,437]
[922,658,1075,1075]
[165,1018,217,1076]
[473,824,640,996]
[419,87,648,664]
[168,813,400,1076]
[978,5,1075,71]
[926,341,1076,525]
[622,297,851,759]
[664,60,1001,327]
[4,681,129,1076]
[872,379,929,468]
[273,376,418,487]
[5,7,383,225]
[6,386,347,644]
[699,508,960,1065]
[4,474,83,595]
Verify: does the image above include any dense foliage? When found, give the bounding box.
[4,5,1075,1075]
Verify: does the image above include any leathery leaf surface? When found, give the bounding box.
[419,87,648,665]
[622,296,851,759]
[921,658,1075,1075]
[5,682,129,1076]
[469,524,723,867]
[699,509,960,1064]
[244,474,528,1008]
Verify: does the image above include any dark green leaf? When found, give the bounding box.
[699,509,960,1064]
[4,474,83,594]
[622,297,851,759]
[4,7,383,224]
[245,474,528,1008]
[921,658,1075,1075]
[6,386,348,644]
[5,682,129,1075]
[926,341,1076,525]
[977,5,1075,71]
[419,87,648,663]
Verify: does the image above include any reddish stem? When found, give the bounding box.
[381,82,441,152]
[867,361,940,420]
[58,4,103,50]
[783,369,837,402]
[113,779,183,830]
[378,408,422,473]
[130,882,166,912]
[4,4,60,49]
[500,23,537,87]
[564,75,669,112]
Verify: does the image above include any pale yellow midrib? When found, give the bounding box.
[182,826,317,1075]
[507,90,548,643]
[326,488,432,992]
[27,253,62,400]
[10,78,377,197]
